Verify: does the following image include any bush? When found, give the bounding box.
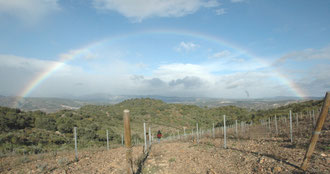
[56,117,75,133]
[35,116,56,131]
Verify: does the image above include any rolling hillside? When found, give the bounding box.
[0,98,323,155]
[0,95,322,113]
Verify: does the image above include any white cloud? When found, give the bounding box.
[154,63,213,81]
[84,52,98,60]
[130,63,214,96]
[0,54,80,96]
[0,53,154,97]
[142,63,292,98]
[273,46,330,66]
[1,54,137,97]
[0,0,60,23]
[289,46,330,60]
[1,50,328,98]
[230,0,246,3]
[0,54,66,73]
[210,50,231,58]
[215,8,226,15]
[176,42,199,52]
[0,54,276,98]
[269,46,330,97]
[93,0,220,21]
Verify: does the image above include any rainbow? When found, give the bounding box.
[15,29,307,106]
[16,40,104,99]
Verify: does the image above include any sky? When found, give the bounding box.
[0,0,329,99]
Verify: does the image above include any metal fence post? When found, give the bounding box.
[74,127,78,162]
[223,115,227,149]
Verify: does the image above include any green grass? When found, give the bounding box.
[168,158,176,162]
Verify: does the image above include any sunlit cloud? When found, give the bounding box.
[93,0,220,22]
[230,0,246,3]
[210,50,231,59]
[272,45,330,66]
[1,42,329,98]
[0,0,60,24]
[215,8,226,15]
[175,42,199,52]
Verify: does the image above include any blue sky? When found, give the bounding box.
[0,0,329,98]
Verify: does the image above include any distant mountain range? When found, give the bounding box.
[0,94,322,113]
[0,95,85,113]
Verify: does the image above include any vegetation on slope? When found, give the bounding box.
[0,98,323,154]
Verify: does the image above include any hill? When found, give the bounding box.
[0,95,322,113]
[0,96,85,113]
[0,98,323,155]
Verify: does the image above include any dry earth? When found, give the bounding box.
[1,115,329,174]
[143,138,329,174]
[0,145,145,174]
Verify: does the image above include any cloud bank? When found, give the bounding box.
[273,46,330,66]
[93,0,220,21]
[1,45,329,98]
[0,0,60,23]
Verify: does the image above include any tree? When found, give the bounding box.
[35,116,56,131]
[56,117,75,133]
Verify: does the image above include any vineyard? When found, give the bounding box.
[1,1,329,173]
[0,94,329,173]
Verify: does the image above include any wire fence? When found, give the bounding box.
[1,95,329,174]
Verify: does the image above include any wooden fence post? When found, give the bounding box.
[123,109,133,174]
[223,115,227,149]
[301,92,330,170]
[74,127,78,162]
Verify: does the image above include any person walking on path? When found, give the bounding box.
[157,130,162,142]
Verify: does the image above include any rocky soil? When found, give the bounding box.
[143,137,329,174]
[1,115,329,174]
[0,145,147,174]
